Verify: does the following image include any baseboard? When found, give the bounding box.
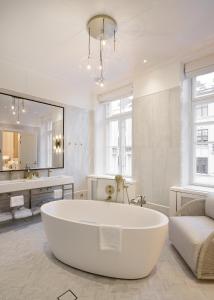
[145,202,169,216]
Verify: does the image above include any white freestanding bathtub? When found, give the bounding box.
[41,200,168,279]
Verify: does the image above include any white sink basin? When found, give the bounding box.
[0,175,74,194]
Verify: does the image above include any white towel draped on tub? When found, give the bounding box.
[99,225,122,252]
[10,195,24,208]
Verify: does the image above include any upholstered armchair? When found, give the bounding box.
[169,194,214,279]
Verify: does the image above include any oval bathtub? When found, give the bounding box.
[41,200,168,279]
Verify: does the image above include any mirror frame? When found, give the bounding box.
[0,91,64,172]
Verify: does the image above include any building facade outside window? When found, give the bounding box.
[192,71,214,186]
[196,129,208,143]
[105,95,132,177]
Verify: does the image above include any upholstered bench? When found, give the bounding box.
[169,193,214,279]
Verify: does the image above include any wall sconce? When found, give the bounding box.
[53,134,62,153]
[2,155,10,161]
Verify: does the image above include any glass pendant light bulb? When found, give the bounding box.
[16,120,20,124]
[86,64,91,70]
[12,111,16,115]
[100,81,104,87]
[11,97,15,110]
[22,100,26,113]
[102,40,106,46]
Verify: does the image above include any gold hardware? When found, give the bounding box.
[105,184,115,201]
[24,169,39,179]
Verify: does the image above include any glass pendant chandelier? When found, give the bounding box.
[87,15,117,87]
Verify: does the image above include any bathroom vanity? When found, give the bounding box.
[0,175,74,194]
[0,175,74,222]
[0,91,73,222]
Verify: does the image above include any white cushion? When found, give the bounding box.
[205,192,214,219]
[169,216,214,272]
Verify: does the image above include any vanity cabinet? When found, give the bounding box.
[0,176,74,222]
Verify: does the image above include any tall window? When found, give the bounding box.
[192,71,214,186]
[105,96,132,177]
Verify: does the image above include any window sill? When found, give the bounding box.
[87,174,136,183]
[171,184,214,194]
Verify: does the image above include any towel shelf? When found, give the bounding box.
[0,182,74,223]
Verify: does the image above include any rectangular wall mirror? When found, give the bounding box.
[0,93,64,171]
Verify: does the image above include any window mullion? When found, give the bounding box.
[118,117,122,174]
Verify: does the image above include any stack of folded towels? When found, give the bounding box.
[0,212,13,222]
[10,195,32,219]
[31,206,40,216]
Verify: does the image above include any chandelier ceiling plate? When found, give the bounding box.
[87,15,117,40]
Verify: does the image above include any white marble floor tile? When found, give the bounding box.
[0,217,214,300]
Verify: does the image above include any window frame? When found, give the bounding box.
[191,76,214,187]
[196,128,208,144]
[104,98,133,177]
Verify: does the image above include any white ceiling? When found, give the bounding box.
[1,0,214,106]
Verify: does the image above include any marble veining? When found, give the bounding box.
[0,218,214,300]
[133,87,181,209]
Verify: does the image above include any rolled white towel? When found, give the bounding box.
[14,207,32,219]
[10,195,24,208]
[99,224,122,252]
[0,212,13,222]
[54,189,63,199]
[32,207,41,216]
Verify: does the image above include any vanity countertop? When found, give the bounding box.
[0,175,74,194]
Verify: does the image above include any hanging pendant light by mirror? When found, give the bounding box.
[87,15,117,87]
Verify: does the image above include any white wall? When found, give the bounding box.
[94,104,105,175]
[133,87,181,213]
[134,62,183,99]
[132,61,185,213]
